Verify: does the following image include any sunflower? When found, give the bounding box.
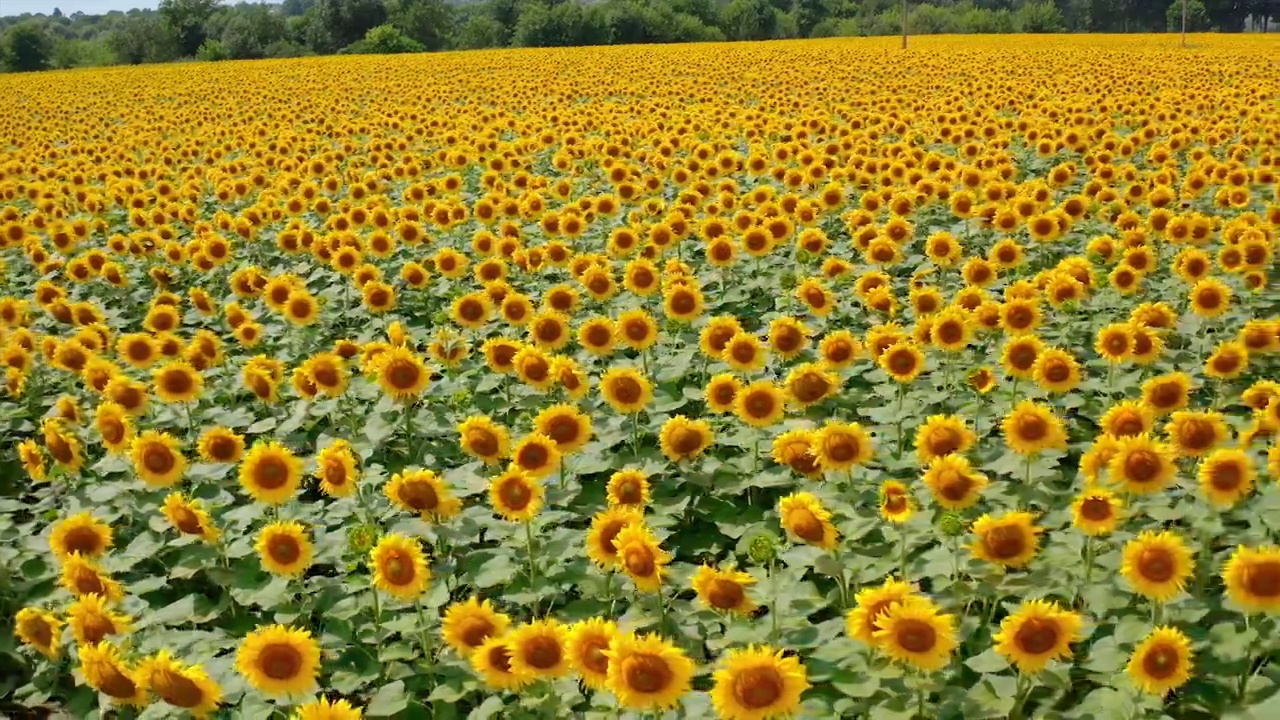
[721,331,767,372]
[385,469,461,521]
[691,565,758,615]
[1204,340,1249,380]
[236,625,321,696]
[489,467,543,522]
[664,285,704,323]
[49,512,113,561]
[369,534,431,600]
[710,645,810,720]
[533,404,593,455]
[1128,627,1193,696]
[1097,400,1153,438]
[600,367,653,414]
[504,619,573,679]
[1141,372,1192,415]
[1106,433,1177,494]
[568,618,618,689]
[18,439,46,482]
[814,421,873,471]
[1001,401,1067,456]
[705,373,742,414]
[450,292,492,330]
[878,341,925,383]
[879,480,914,524]
[931,308,972,352]
[816,330,862,369]
[481,337,521,374]
[914,415,976,463]
[968,367,997,393]
[779,362,836,409]
[456,415,510,464]
[586,506,644,567]
[577,316,617,357]
[873,598,958,670]
[511,433,561,478]
[999,298,1041,335]
[79,641,149,705]
[372,346,431,401]
[770,428,823,479]
[795,277,835,316]
[1000,335,1044,379]
[605,633,694,711]
[238,441,303,505]
[699,316,743,359]
[136,650,223,717]
[1222,545,1280,614]
[15,607,62,659]
[129,430,186,487]
[846,576,918,648]
[1121,531,1194,602]
[161,493,220,542]
[313,439,357,498]
[1198,448,1255,508]
[970,511,1042,569]
[255,521,313,577]
[614,522,671,592]
[1128,326,1165,365]
[768,317,810,359]
[923,454,988,510]
[993,599,1085,675]
[1189,277,1231,317]
[41,418,84,472]
[442,596,510,656]
[778,492,838,549]
[658,415,715,463]
[152,361,203,403]
[1032,347,1081,394]
[300,353,347,397]
[1164,410,1229,457]
[1071,487,1123,536]
[195,426,243,464]
[471,636,531,691]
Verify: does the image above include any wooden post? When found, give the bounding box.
[1181,0,1188,46]
[902,0,908,49]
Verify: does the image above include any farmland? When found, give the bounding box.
[1,34,1279,720]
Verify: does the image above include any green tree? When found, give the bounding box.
[344,22,423,52]
[387,0,451,51]
[107,13,182,64]
[1167,0,1212,29]
[311,0,388,53]
[158,0,221,56]
[721,0,779,39]
[1,22,54,72]
[454,13,506,48]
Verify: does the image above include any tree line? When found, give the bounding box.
[0,0,1275,72]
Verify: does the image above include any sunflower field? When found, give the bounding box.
[1,32,1279,720]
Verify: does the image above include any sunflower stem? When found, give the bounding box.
[769,558,779,643]
[1150,601,1162,628]
[1009,673,1033,720]
[894,383,907,459]
[415,599,434,676]
[899,524,910,582]
[656,584,668,635]
[524,519,540,614]
[1079,537,1096,603]
[630,412,641,456]
[402,401,415,463]
[558,456,566,491]
[1023,454,1034,486]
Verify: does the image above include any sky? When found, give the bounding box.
[2,0,159,15]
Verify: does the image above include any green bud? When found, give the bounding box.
[938,512,967,538]
[748,533,779,565]
[348,524,377,554]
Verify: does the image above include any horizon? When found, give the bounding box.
[4,0,160,17]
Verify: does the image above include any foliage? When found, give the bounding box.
[1167,0,1213,31]
[1014,0,1067,31]
[342,22,425,53]
[158,0,222,57]
[195,38,231,60]
[0,22,53,72]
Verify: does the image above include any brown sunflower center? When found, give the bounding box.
[707,577,746,609]
[1209,461,1243,491]
[888,349,917,375]
[488,644,513,673]
[467,429,499,457]
[825,434,859,463]
[734,666,784,709]
[611,377,642,405]
[730,341,757,364]
[63,527,104,556]
[498,478,532,511]
[524,635,562,670]
[623,654,672,694]
[824,341,852,364]
[791,373,831,403]
[938,470,973,501]
[171,506,204,535]
[624,545,656,578]
[790,508,825,543]
[79,612,115,644]
[1137,547,1175,582]
[1043,360,1070,383]
[744,391,776,418]
[521,356,549,382]
[386,360,421,390]
[545,416,581,446]
[895,618,938,653]
[1014,618,1060,655]
[1016,414,1048,441]
[1244,561,1280,598]
[254,457,289,489]
[269,535,301,564]
[99,662,141,699]
[669,291,696,314]
[936,321,963,344]
[1124,450,1161,484]
[518,443,549,470]
[1079,496,1112,522]
[459,617,496,649]
[208,436,238,461]
[143,445,175,475]
[535,320,563,343]
[585,325,611,347]
[259,643,303,680]
[671,427,704,456]
[984,525,1027,560]
[161,370,193,395]
[1141,644,1181,680]
[926,429,961,457]
[399,479,440,511]
[582,641,610,674]
[312,365,340,388]
[323,461,347,487]
[382,550,416,584]
[153,668,205,708]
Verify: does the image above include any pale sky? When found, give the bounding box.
[1,0,158,16]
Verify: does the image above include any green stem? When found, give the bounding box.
[916,681,926,720]
[894,383,907,459]
[403,401,415,462]
[752,432,760,475]
[1023,453,1034,486]
[1010,673,1033,720]
[656,584,668,635]
[558,456,566,491]
[1151,601,1163,627]
[630,411,641,455]
[899,524,910,582]
[950,536,962,609]
[769,559,779,643]
[415,599,435,676]
[524,519,538,606]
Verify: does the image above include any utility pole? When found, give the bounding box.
[902,0,908,49]
[1181,0,1188,46]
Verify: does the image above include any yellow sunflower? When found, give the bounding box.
[710,645,810,720]
[577,316,617,356]
[970,511,1043,569]
[196,426,245,464]
[604,633,694,711]
[137,650,223,717]
[914,415,976,463]
[846,577,918,646]
[814,421,873,471]
[292,696,364,720]
[586,506,644,567]
[255,521,314,577]
[238,441,303,505]
[1121,531,1194,603]
[15,607,62,659]
[49,512,113,561]
[161,493,220,542]
[818,330,863,368]
[721,331,767,372]
[568,618,618,690]
[614,522,671,592]
[878,341,925,383]
[705,373,743,414]
[94,401,134,454]
[1000,335,1044,380]
[370,534,431,600]
[1198,448,1255,508]
[314,439,358,498]
[235,625,321,696]
[600,367,653,414]
[1204,340,1250,380]
[372,346,431,401]
[606,468,650,507]
[923,454,989,510]
[1071,487,1123,536]
[1002,401,1067,455]
[768,317,811,360]
[457,415,510,464]
[511,433,561,478]
[471,636,532,691]
[130,430,187,487]
[1127,626,1193,696]
[1188,277,1231,317]
[1222,545,1280,614]
[778,492,838,549]
[1031,347,1081,394]
[152,360,203,403]
[770,428,823,479]
[659,416,714,462]
[489,467,543,522]
[79,641,149,706]
[1100,400,1155,438]
[1141,372,1192,415]
[616,309,660,351]
[1107,434,1177,494]
[993,599,1085,674]
[873,598,958,671]
[441,596,510,656]
[508,619,573,678]
[691,565,758,615]
[534,404,593,455]
[1164,410,1229,457]
[68,593,130,646]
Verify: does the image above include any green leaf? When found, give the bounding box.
[964,648,1010,674]
[366,680,409,717]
